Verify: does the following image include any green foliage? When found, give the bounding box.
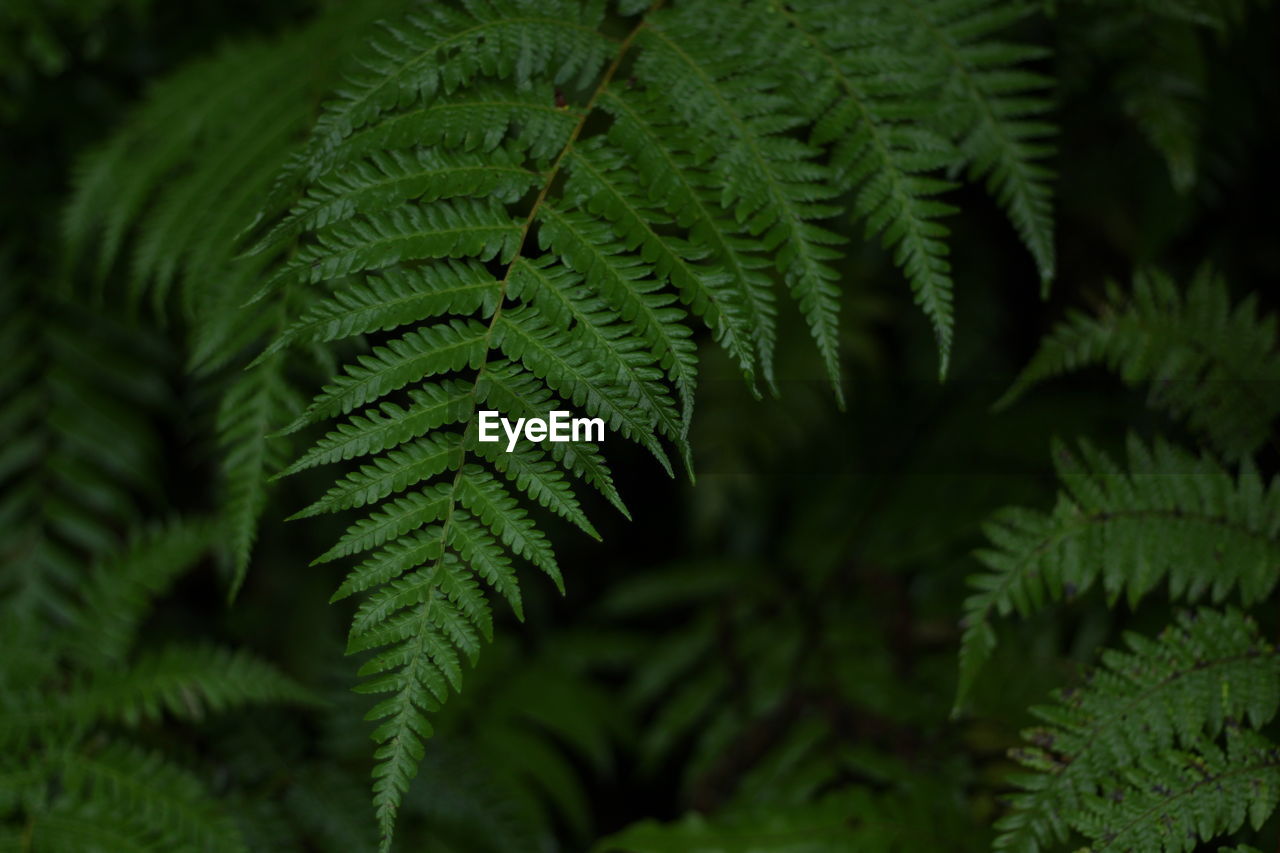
[1054,0,1267,194]
[0,257,313,850]
[0,514,314,851]
[999,268,1280,459]
[0,284,170,627]
[1071,728,1280,853]
[238,2,1056,842]
[957,433,1280,705]
[8,0,1280,849]
[62,0,414,597]
[996,608,1280,852]
[972,257,1280,850]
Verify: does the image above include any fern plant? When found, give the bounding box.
[0,268,314,850]
[997,267,1280,459]
[995,608,1280,852]
[970,266,1280,852]
[957,432,1280,704]
[11,0,1280,847]
[222,0,1057,844]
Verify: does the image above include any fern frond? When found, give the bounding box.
[1115,19,1205,194]
[295,434,463,521]
[957,434,1280,706]
[564,138,744,405]
[283,319,491,434]
[597,87,770,389]
[65,519,216,668]
[535,205,697,445]
[279,0,615,188]
[253,147,541,259]
[895,0,1056,289]
[999,267,1280,460]
[996,608,1280,852]
[352,554,471,842]
[1073,728,1280,853]
[776,0,960,375]
[0,644,314,746]
[262,260,504,362]
[274,83,585,205]
[60,4,415,594]
[56,741,248,853]
[266,199,523,295]
[509,230,689,463]
[0,290,170,629]
[638,3,846,399]
[281,379,475,478]
[250,1,1060,844]
[218,346,302,599]
[478,358,628,518]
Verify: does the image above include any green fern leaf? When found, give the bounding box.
[57,741,248,853]
[260,260,504,362]
[0,294,171,629]
[478,358,628,518]
[894,0,1056,289]
[218,346,301,599]
[536,204,697,451]
[66,520,216,668]
[0,644,314,746]
[564,137,746,405]
[597,87,771,390]
[1074,728,1280,852]
[957,434,1280,706]
[493,306,674,472]
[996,608,1280,852]
[280,379,475,477]
[282,319,490,434]
[998,267,1280,460]
[249,2,1060,845]
[252,147,541,258]
[776,0,960,376]
[59,4,421,592]
[282,0,614,185]
[638,4,846,400]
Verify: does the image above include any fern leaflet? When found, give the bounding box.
[999,267,1280,460]
[957,434,1280,706]
[997,608,1280,852]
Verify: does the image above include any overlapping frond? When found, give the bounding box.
[891,0,1056,289]
[50,741,248,853]
[0,284,170,629]
[635,3,846,397]
[775,1,960,375]
[957,434,1280,705]
[997,608,1280,852]
[1072,729,1280,853]
[999,267,1280,460]
[1064,0,1264,194]
[64,520,217,668]
[0,643,314,748]
[244,1,1060,844]
[62,0,416,597]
